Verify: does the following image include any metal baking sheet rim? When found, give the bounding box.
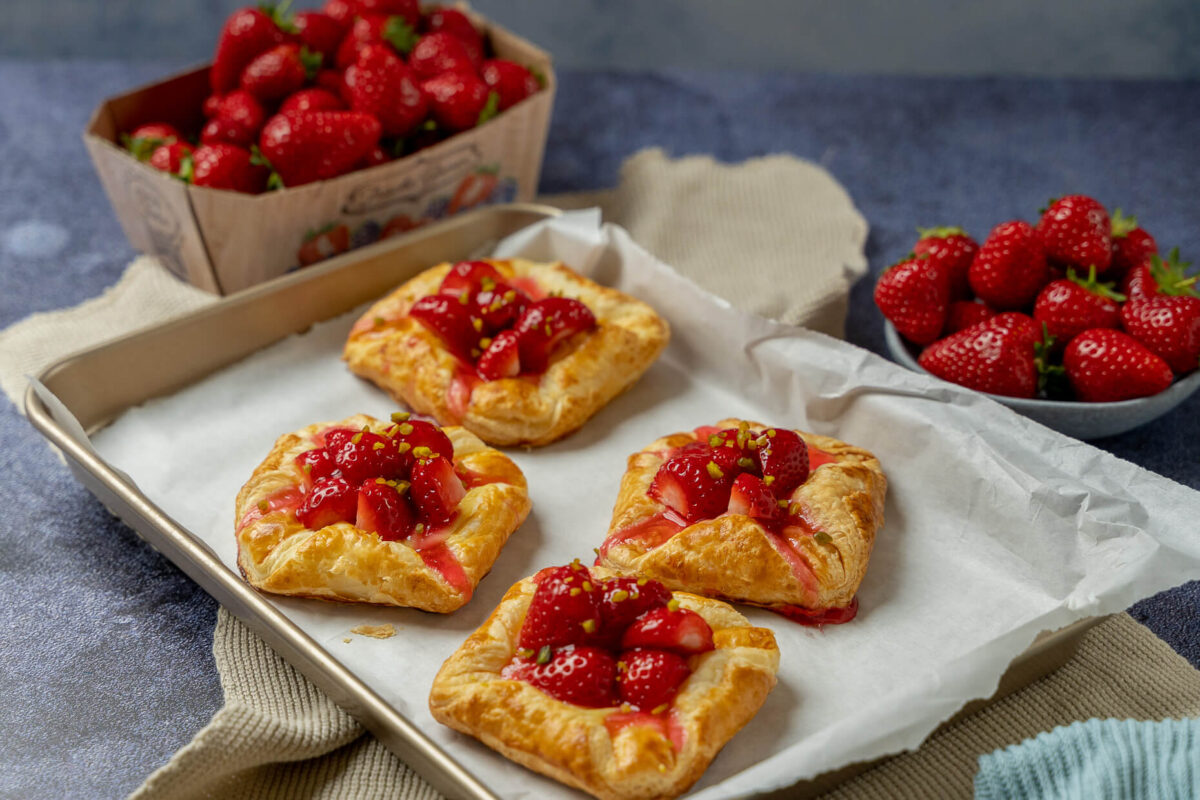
[24,202,1104,800]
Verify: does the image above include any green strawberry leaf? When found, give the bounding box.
[1110,208,1138,239]
[383,17,419,54]
[476,91,500,126]
[123,134,164,162]
[260,0,298,34]
[176,153,195,184]
[299,46,323,78]
[1066,265,1125,302]
[529,65,548,89]
[1149,248,1199,298]
[1034,323,1068,398]
[916,226,967,240]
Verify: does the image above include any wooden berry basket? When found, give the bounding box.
[82,10,554,296]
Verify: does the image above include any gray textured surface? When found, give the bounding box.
[0,60,1198,798]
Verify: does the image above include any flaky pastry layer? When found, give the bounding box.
[235,414,531,613]
[429,567,780,800]
[597,418,886,610]
[342,258,669,447]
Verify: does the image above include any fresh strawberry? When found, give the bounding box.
[297,224,351,265]
[918,315,1039,398]
[1032,267,1124,346]
[1120,295,1200,375]
[874,255,950,346]
[391,417,454,462]
[476,329,521,380]
[409,31,476,80]
[409,455,466,527]
[280,87,345,114]
[343,44,429,137]
[327,429,407,483]
[315,68,347,97]
[201,116,256,148]
[203,94,223,117]
[359,0,420,27]
[258,110,382,187]
[512,297,597,373]
[1063,328,1173,402]
[986,311,1044,350]
[1122,250,1197,302]
[522,645,617,708]
[945,300,996,335]
[439,260,505,297]
[123,123,183,161]
[422,72,498,132]
[622,606,715,655]
[322,0,358,27]
[727,473,783,522]
[355,479,416,540]
[1036,195,1112,272]
[596,577,673,644]
[335,14,419,69]
[408,294,480,359]
[296,476,357,528]
[756,428,810,495]
[240,43,320,102]
[705,424,762,474]
[211,6,293,94]
[647,452,734,523]
[519,563,603,651]
[480,59,541,110]
[1109,209,1158,279]
[472,282,529,331]
[968,220,1049,310]
[617,648,691,711]
[296,448,336,490]
[423,8,484,66]
[190,144,268,193]
[292,10,345,64]
[362,145,393,167]
[214,89,266,137]
[148,141,193,175]
[913,226,977,299]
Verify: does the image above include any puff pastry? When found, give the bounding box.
[235,413,530,612]
[343,258,669,447]
[429,566,780,800]
[596,418,886,617]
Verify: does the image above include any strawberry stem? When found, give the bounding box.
[916,225,967,239]
[1110,208,1138,238]
[383,17,419,54]
[1066,265,1125,302]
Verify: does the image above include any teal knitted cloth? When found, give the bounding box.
[975,718,1200,800]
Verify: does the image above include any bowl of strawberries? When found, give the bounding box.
[877,197,1200,439]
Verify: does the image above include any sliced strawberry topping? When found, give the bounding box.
[328,429,407,483]
[409,294,481,361]
[390,416,454,461]
[518,645,618,708]
[706,425,764,474]
[296,476,357,528]
[472,282,529,332]
[757,428,810,495]
[296,448,336,490]
[647,452,734,524]
[355,479,416,540]
[512,297,597,373]
[238,486,304,531]
[439,260,505,298]
[476,329,521,380]
[519,563,603,651]
[617,648,691,711]
[409,455,466,528]
[320,427,358,449]
[727,473,784,523]
[597,577,673,641]
[621,605,715,656]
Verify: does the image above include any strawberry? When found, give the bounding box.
[123,123,182,161]
[617,648,691,711]
[621,605,714,655]
[148,141,193,175]
[1036,195,1112,272]
[211,6,293,94]
[1122,250,1197,302]
[968,220,1049,310]
[355,479,416,540]
[647,452,734,523]
[295,448,336,490]
[296,476,357,528]
[315,68,347,97]
[292,10,345,64]
[201,117,256,148]
[756,428,809,495]
[327,429,407,483]
[422,72,498,132]
[1063,329,1173,402]
[190,144,268,193]
[258,110,382,187]
[1120,295,1200,375]
[203,94,224,117]
[1032,267,1124,346]
[212,89,266,138]
[391,416,455,461]
[1109,209,1158,279]
[912,226,978,300]
[280,87,345,114]
[439,260,505,297]
[522,645,617,708]
[512,297,597,373]
[409,31,477,80]
[343,44,429,137]
[476,329,521,380]
[706,423,763,474]
[986,311,1044,350]
[408,294,480,359]
[945,300,996,335]
[596,577,673,644]
[362,145,393,168]
[423,8,485,67]
[409,455,466,527]
[918,314,1040,398]
[727,473,783,522]
[359,0,420,27]
[519,563,603,651]
[874,255,950,346]
[321,0,357,27]
[472,282,530,331]
[480,59,541,111]
[297,224,350,265]
[335,14,419,69]
[240,43,321,102]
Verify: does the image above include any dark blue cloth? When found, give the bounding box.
[0,61,1196,798]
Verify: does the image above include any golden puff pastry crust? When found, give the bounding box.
[235,414,531,613]
[342,258,669,447]
[429,566,780,800]
[597,419,886,613]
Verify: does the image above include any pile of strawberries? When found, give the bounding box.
[876,196,1198,402]
[501,561,715,711]
[120,0,541,193]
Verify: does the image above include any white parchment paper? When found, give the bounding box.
[87,211,1200,799]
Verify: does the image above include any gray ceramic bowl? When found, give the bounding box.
[883,321,1200,439]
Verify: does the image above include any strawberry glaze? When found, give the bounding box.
[768,596,859,626]
[446,370,480,420]
[237,486,304,532]
[807,445,836,470]
[508,275,546,301]
[418,543,473,599]
[596,512,685,561]
[604,709,687,752]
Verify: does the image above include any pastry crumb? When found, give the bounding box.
[342,638,352,643]
[351,623,396,639]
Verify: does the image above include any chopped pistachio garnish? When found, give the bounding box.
[372,441,385,451]
[657,764,667,774]
[738,457,755,469]
[706,461,724,480]
[399,422,413,435]
[373,316,385,327]
[543,323,552,336]
[471,348,481,358]
[414,522,425,534]
[582,580,594,592]
[569,587,581,597]
[708,434,723,447]
[257,500,269,513]
[667,598,680,612]
[480,276,496,291]
[651,703,668,715]
[351,432,363,444]
[457,291,469,305]
[503,290,516,302]
[516,648,534,659]
[616,661,627,672]
[397,442,411,454]
[412,445,433,459]
[620,703,632,712]
[471,316,483,332]
[815,532,833,545]
[766,429,777,438]
[637,578,648,586]
[777,499,788,509]
[581,619,597,634]
[536,645,552,665]
[479,337,492,349]
[390,411,411,423]
[611,589,629,603]
[763,474,775,484]
[375,477,387,485]
[302,463,312,475]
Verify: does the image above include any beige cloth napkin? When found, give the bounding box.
[3,149,1196,800]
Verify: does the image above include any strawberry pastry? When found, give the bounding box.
[596,419,886,623]
[235,413,530,612]
[343,258,669,446]
[429,562,779,800]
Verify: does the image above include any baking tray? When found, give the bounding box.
[26,202,1102,800]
